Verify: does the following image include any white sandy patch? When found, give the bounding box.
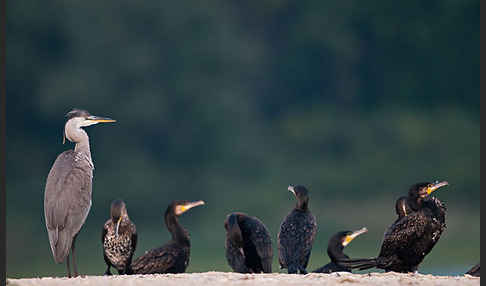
[7,271,480,286]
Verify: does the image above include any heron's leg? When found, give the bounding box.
[71,235,79,277]
[66,253,72,278]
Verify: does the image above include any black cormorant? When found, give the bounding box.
[224,212,273,273]
[313,227,368,273]
[466,263,480,277]
[131,200,205,274]
[339,181,448,273]
[278,184,317,274]
[102,199,137,275]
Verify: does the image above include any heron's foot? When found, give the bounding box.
[300,269,308,275]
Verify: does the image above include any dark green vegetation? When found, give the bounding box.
[6,0,478,278]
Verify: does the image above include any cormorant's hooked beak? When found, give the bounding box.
[343,227,368,247]
[115,216,122,237]
[427,181,449,195]
[86,115,117,124]
[175,200,205,215]
[288,185,296,196]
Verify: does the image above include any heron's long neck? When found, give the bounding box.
[65,121,92,159]
[74,133,91,156]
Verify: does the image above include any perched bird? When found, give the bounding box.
[224,212,273,273]
[131,200,205,274]
[44,108,116,277]
[278,185,317,274]
[102,199,137,275]
[395,197,413,219]
[339,181,449,273]
[313,227,368,273]
[465,263,480,277]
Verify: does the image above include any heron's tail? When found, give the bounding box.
[337,257,379,271]
[48,227,72,263]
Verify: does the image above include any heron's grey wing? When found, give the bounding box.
[44,150,93,263]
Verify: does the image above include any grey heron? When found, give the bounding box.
[44,108,116,277]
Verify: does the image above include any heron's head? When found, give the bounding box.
[288,184,310,210]
[110,199,128,237]
[63,108,116,143]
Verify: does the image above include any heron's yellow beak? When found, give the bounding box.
[343,227,368,247]
[175,200,205,215]
[87,116,117,123]
[427,181,449,195]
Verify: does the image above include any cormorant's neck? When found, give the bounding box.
[227,214,244,247]
[327,244,347,262]
[295,200,309,211]
[407,196,422,211]
[165,211,190,246]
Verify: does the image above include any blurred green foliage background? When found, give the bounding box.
[6,0,479,278]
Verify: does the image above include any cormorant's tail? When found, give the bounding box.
[338,258,378,271]
[287,264,298,274]
[262,257,272,273]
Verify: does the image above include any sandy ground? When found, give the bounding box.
[7,272,480,286]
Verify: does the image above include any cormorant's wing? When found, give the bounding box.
[131,225,138,253]
[379,212,427,257]
[131,245,180,274]
[225,239,250,273]
[102,220,109,244]
[278,211,317,270]
[246,217,273,273]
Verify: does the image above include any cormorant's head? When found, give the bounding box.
[110,199,128,237]
[407,181,448,210]
[288,184,310,211]
[63,108,116,143]
[410,181,449,199]
[224,213,244,247]
[327,227,368,260]
[168,200,205,217]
